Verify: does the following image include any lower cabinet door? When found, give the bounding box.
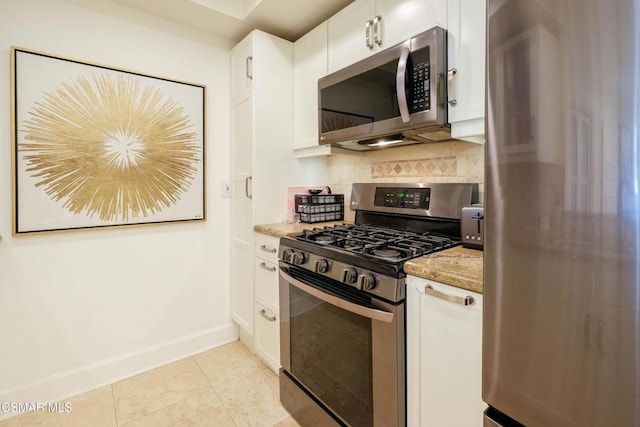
[254,302,280,373]
[407,275,486,427]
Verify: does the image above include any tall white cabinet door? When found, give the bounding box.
[375,0,446,48]
[230,30,297,340]
[231,93,253,246]
[328,0,376,73]
[447,0,486,143]
[407,276,485,427]
[230,93,254,334]
[294,21,328,150]
[231,34,254,101]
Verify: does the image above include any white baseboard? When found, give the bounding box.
[0,323,238,421]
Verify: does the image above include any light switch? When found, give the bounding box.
[221,180,231,198]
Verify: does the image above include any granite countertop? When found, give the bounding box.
[404,246,484,294]
[253,222,349,238]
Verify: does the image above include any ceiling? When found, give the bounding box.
[108,0,355,42]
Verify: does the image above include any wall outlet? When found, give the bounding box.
[221,180,231,198]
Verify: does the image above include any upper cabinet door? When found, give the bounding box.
[231,33,254,101]
[376,0,445,48]
[328,0,446,74]
[294,21,328,150]
[328,0,376,73]
[447,0,486,143]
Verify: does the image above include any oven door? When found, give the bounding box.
[279,263,405,427]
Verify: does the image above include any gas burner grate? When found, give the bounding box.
[296,223,458,263]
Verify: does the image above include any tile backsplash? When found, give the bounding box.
[328,140,485,222]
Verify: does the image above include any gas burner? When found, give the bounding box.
[314,235,336,245]
[293,222,459,265]
[373,248,402,258]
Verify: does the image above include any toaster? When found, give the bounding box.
[461,204,484,249]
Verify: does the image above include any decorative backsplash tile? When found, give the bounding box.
[371,156,457,178]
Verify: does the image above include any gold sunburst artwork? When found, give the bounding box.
[12,48,206,234]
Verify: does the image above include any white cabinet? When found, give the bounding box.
[293,21,328,151]
[328,0,446,73]
[231,35,254,101]
[253,233,280,372]
[447,0,487,143]
[230,30,294,338]
[407,275,486,427]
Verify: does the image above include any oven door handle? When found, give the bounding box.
[280,268,394,323]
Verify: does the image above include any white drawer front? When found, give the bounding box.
[254,256,279,312]
[254,233,279,264]
[255,302,280,373]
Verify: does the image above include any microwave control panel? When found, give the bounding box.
[411,61,430,113]
[374,187,431,209]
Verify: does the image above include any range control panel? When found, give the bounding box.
[373,187,431,209]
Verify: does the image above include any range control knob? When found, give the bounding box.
[358,273,376,291]
[282,249,295,263]
[315,259,330,273]
[342,267,358,284]
[291,251,307,265]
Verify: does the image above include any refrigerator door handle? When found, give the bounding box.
[425,285,475,306]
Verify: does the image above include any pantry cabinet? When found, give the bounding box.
[253,233,280,372]
[447,0,487,143]
[230,30,294,338]
[406,275,485,427]
[328,0,446,73]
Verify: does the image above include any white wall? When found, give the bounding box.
[0,0,235,411]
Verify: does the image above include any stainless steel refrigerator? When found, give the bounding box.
[484,0,640,425]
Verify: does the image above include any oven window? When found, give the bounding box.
[289,284,373,427]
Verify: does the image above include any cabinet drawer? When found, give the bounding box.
[254,256,279,312]
[254,233,279,264]
[255,302,280,373]
[422,279,483,312]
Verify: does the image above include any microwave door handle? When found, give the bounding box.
[279,268,394,323]
[396,46,411,123]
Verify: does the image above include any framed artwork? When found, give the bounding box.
[11,47,206,234]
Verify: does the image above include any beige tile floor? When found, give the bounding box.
[0,341,301,427]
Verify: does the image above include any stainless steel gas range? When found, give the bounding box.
[278,182,479,427]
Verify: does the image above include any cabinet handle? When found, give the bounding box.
[425,284,475,306]
[259,309,277,322]
[260,245,277,254]
[373,15,382,46]
[259,261,276,272]
[245,176,252,199]
[365,19,374,49]
[246,56,253,80]
[447,68,458,106]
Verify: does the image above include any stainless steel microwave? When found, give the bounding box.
[318,26,450,151]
